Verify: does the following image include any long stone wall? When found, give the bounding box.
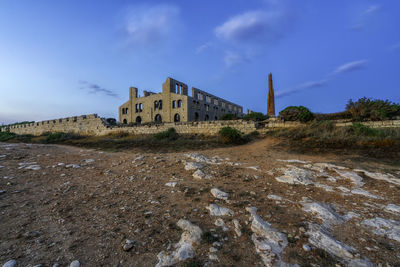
[1,114,399,137]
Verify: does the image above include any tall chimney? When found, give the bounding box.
[267,73,275,116]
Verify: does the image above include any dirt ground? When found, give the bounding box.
[0,138,399,267]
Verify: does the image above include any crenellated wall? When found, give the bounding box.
[1,114,399,137]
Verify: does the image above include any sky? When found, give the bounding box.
[0,0,399,124]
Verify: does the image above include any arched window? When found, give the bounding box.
[154,101,158,110]
[215,116,218,120]
[174,113,180,122]
[155,114,162,123]
[205,115,209,121]
[139,103,143,112]
[159,100,163,110]
[123,119,127,124]
[194,112,199,121]
[177,100,182,108]
[172,100,176,108]
[136,116,142,124]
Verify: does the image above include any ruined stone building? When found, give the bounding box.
[119,77,243,124]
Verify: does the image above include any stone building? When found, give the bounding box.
[119,77,243,124]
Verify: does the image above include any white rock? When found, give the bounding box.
[57,163,65,166]
[268,195,284,201]
[185,153,211,163]
[247,166,260,171]
[337,186,351,193]
[245,207,291,266]
[208,253,219,261]
[83,159,95,164]
[65,164,80,169]
[69,260,81,267]
[122,239,135,251]
[210,188,229,200]
[206,204,234,216]
[275,166,313,185]
[313,183,334,192]
[362,217,400,242]
[360,170,400,186]
[2,260,17,267]
[25,165,41,170]
[233,219,242,237]
[302,244,311,252]
[184,161,203,171]
[334,169,364,187]
[343,212,360,221]
[314,163,348,171]
[306,224,372,265]
[214,218,225,227]
[165,182,177,187]
[351,188,384,199]
[0,166,4,168]
[278,159,308,164]
[132,155,144,162]
[0,190,6,195]
[302,202,344,226]
[385,204,400,215]
[156,219,202,267]
[192,169,211,179]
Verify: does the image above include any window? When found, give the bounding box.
[176,84,180,94]
[206,105,209,111]
[222,102,226,108]
[205,115,209,121]
[214,99,218,105]
[135,104,139,113]
[172,100,177,108]
[154,101,159,110]
[174,113,180,122]
[139,103,143,112]
[159,100,162,110]
[155,114,162,123]
[194,112,199,121]
[125,108,128,114]
[136,116,142,124]
[206,96,211,103]
[197,93,203,100]
[123,119,127,124]
[177,100,182,108]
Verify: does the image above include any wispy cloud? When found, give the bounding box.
[124,4,180,45]
[223,51,250,68]
[277,60,368,98]
[350,4,381,31]
[195,42,213,54]
[389,42,400,51]
[214,0,293,44]
[79,81,118,97]
[331,60,368,75]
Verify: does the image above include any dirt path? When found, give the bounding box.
[0,140,399,266]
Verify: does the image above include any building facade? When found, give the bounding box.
[119,77,243,124]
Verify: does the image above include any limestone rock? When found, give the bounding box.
[206,204,234,216]
[362,217,400,242]
[2,260,17,267]
[165,182,177,187]
[361,171,400,186]
[156,219,202,267]
[184,161,203,171]
[275,166,313,185]
[210,188,229,201]
[351,188,383,199]
[385,204,400,215]
[193,169,211,179]
[302,202,344,227]
[122,239,135,251]
[334,169,364,187]
[69,260,81,267]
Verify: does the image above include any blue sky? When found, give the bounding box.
[0,0,399,124]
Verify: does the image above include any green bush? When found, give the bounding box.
[153,128,179,140]
[44,132,83,143]
[218,127,245,144]
[350,122,382,137]
[279,106,314,122]
[220,113,239,120]
[346,97,400,121]
[0,132,16,142]
[243,112,267,121]
[314,111,352,121]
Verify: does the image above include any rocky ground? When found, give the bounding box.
[0,138,399,267]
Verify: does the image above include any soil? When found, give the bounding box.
[0,138,399,266]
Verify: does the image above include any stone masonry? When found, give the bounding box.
[267,73,275,117]
[119,77,244,124]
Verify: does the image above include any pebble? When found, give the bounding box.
[69,260,81,267]
[122,239,135,251]
[2,260,17,267]
[303,244,311,252]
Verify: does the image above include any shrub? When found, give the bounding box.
[45,132,83,143]
[314,111,352,121]
[0,132,16,142]
[243,112,267,121]
[279,106,314,122]
[350,122,382,137]
[346,97,400,121]
[220,113,239,120]
[218,127,245,144]
[154,128,179,140]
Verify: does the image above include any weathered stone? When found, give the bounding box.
[2,260,17,267]
[302,202,344,227]
[275,166,313,185]
[184,162,203,171]
[192,169,211,179]
[210,188,229,200]
[69,260,81,267]
[206,204,234,216]
[362,217,400,242]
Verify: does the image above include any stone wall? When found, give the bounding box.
[1,114,399,137]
